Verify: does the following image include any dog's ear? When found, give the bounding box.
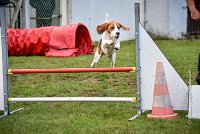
[97,23,108,35]
[119,23,130,31]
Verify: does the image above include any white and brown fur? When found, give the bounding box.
[91,21,130,68]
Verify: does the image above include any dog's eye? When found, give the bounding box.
[111,27,114,30]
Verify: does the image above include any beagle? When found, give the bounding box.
[91,21,130,68]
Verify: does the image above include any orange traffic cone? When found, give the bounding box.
[147,62,179,119]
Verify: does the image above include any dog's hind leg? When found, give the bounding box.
[90,50,103,68]
[108,53,116,68]
[91,40,103,68]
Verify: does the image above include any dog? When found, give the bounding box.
[90,21,130,68]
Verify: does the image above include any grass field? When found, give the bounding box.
[0,39,200,134]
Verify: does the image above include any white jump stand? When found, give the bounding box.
[188,85,200,119]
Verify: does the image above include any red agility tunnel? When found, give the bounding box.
[7,23,94,57]
[8,67,136,74]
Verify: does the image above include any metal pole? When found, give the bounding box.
[9,97,137,102]
[8,67,136,74]
[0,6,10,116]
[67,0,72,25]
[135,3,142,115]
[22,0,30,28]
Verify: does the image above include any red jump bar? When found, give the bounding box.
[8,67,136,74]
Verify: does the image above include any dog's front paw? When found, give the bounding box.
[107,40,114,45]
[114,47,120,50]
[114,45,120,50]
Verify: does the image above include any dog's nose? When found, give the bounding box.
[116,32,120,35]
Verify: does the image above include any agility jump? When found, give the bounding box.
[1,3,194,120]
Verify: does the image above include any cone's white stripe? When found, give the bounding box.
[155,75,167,85]
[152,96,172,107]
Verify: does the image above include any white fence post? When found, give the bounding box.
[60,0,72,26]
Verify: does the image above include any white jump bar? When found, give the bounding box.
[8,97,137,102]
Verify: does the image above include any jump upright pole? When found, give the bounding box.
[8,67,136,74]
[128,3,142,121]
[0,5,10,117]
[135,3,142,115]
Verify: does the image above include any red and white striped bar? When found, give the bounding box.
[8,97,137,102]
[8,67,136,74]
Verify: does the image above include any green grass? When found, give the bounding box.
[0,40,200,134]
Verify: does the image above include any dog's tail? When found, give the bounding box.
[105,12,109,22]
